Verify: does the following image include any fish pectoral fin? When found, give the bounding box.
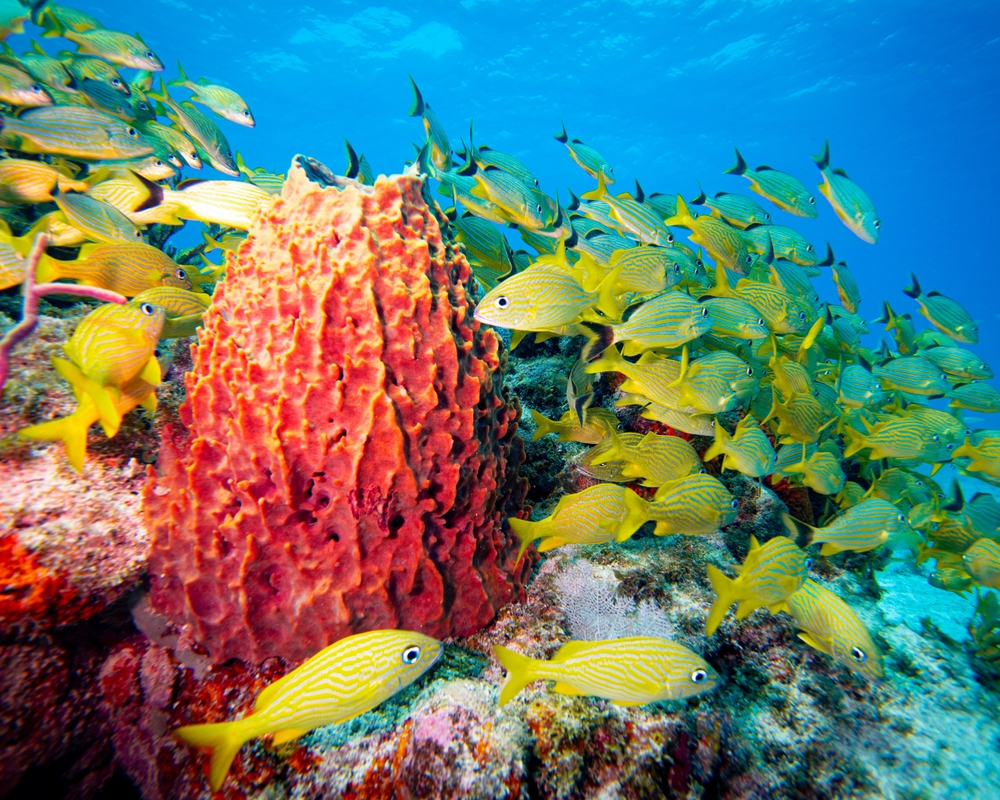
[552,681,587,696]
[535,536,568,553]
[270,728,309,746]
[551,641,592,662]
[819,542,843,557]
[140,392,158,413]
[734,599,763,622]
[797,631,833,657]
[139,356,162,386]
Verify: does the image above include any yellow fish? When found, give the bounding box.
[175,630,442,792]
[61,299,165,436]
[776,580,884,680]
[494,637,718,707]
[37,242,191,297]
[509,483,650,561]
[962,539,1000,589]
[646,473,737,536]
[953,432,1000,480]
[705,535,809,635]
[18,358,158,472]
[588,427,702,487]
[0,159,88,204]
[782,498,916,556]
[703,414,776,478]
[812,140,880,244]
[528,407,618,444]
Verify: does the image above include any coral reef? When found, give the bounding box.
[144,164,530,664]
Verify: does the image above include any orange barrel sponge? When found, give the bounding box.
[144,160,530,664]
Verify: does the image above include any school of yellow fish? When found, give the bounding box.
[2,4,999,791]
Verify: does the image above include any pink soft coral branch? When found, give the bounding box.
[0,233,128,394]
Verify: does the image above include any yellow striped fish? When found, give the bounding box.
[52,186,144,244]
[690,187,771,229]
[62,300,164,436]
[35,2,102,32]
[646,473,737,536]
[768,391,835,445]
[724,148,817,218]
[588,292,712,357]
[151,80,237,176]
[676,349,758,415]
[920,346,992,380]
[0,63,52,107]
[160,178,272,230]
[703,414,776,478]
[637,403,716,436]
[963,539,1000,589]
[588,427,702,487]
[949,382,1000,414]
[139,119,202,169]
[36,242,191,297]
[664,196,753,273]
[581,173,673,246]
[812,141,880,244]
[836,361,883,408]
[874,355,951,397]
[494,637,718,706]
[953,432,1000,480]
[831,261,861,314]
[529,407,618,444]
[18,358,158,473]
[903,273,978,344]
[474,262,621,331]
[0,106,153,160]
[702,297,769,340]
[705,535,809,635]
[607,245,685,295]
[777,579,884,680]
[876,300,917,355]
[0,159,88,203]
[509,483,650,561]
[133,286,210,339]
[175,630,442,792]
[555,122,614,183]
[44,23,163,71]
[585,346,685,410]
[570,434,637,483]
[169,61,254,127]
[782,498,915,556]
[774,445,846,496]
[843,415,950,463]
[744,225,818,267]
[409,76,452,173]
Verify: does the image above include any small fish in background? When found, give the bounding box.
[175,631,443,792]
[0,61,52,106]
[702,297,769,340]
[150,78,237,175]
[724,147,817,218]
[690,184,772,229]
[51,183,145,243]
[830,260,861,314]
[32,2,103,33]
[528,406,618,444]
[509,483,651,560]
[40,15,164,72]
[919,346,992,380]
[588,427,702,487]
[903,273,979,344]
[555,121,614,183]
[782,497,917,556]
[812,140,880,244]
[774,579,884,680]
[408,75,451,173]
[169,61,254,127]
[343,138,374,185]
[705,535,810,635]
[493,637,718,706]
[876,300,917,355]
[583,291,712,357]
[462,120,539,188]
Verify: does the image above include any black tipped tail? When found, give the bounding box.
[690,180,708,206]
[874,300,892,326]
[724,147,748,176]
[407,74,425,117]
[943,481,965,513]
[780,512,816,549]
[812,139,831,170]
[817,242,835,267]
[132,171,164,211]
[580,321,614,363]
[554,121,569,143]
[902,272,921,299]
[344,139,360,179]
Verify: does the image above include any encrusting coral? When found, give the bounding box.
[144,161,531,664]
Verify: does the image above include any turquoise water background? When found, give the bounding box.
[23,1,999,365]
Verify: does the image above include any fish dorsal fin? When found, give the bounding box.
[748,534,761,552]
[551,641,592,662]
[755,164,777,172]
[832,168,850,178]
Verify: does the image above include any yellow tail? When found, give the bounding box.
[702,420,730,464]
[529,408,556,442]
[492,645,539,706]
[509,517,540,565]
[174,718,255,792]
[616,488,650,542]
[18,411,92,473]
[705,564,739,636]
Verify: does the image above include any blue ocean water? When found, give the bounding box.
[22,1,998,366]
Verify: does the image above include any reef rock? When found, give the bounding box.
[144,163,529,664]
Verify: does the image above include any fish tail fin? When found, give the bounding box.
[874,300,894,328]
[579,169,607,202]
[705,564,738,635]
[554,121,569,143]
[407,74,425,117]
[34,251,58,284]
[665,343,690,389]
[902,272,921,299]
[661,194,696,228]
[812,139,831,170]
[528,408,557,441]
[579,321,615,364]
[724,147,748,176]
[690,180,708,207]
[36,4,62,36]
[780,512,816,550]
[17,411,92,473]
[508,517,539,565]
[492,645,540,706]
[344,139,361,179]
[53,356,122,437]
[702,421,730,464]
[168,61,188,87]
[592,262,624,319]
[617,488,649,542]
[174,718,254,793]
[414,142,438,180]
[817,242,835,267]
[29,0,51,27]
[841,424,867,458]
[129,170,164,212]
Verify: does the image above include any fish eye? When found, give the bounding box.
[401,646,421,664]
[730,499,739,510]
[695,259,703,268]
[806,244,814,252]
[139,102,148,111]
[243,109,251,117]
[701,307,709,317]
[139,302,155,315]
[699,468,707,474]
[126,126,138,137]
[691,668,708,683]
[898,514,906,522]
[757,318,764,326]
[535,204,542,214]
[916,481,924,486]
[851,646,867,663]
[495,296,510,309]
[804,558,813,569]
[875,382,882,390]
[673,264,681,273]
[30,83,41,92]
[808,196,816,205]
[145,50,155,58]
[965,429,972,435]
[666,233,674,244]
[932,435,940,442]
[764,213,771,221]
[746,367,753,376]
[176,268,187,279]
[745,255,753,265]
[112,78,122,87]
[798,312,807,321]
[873,220,881,228]
[946,443,954,451]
